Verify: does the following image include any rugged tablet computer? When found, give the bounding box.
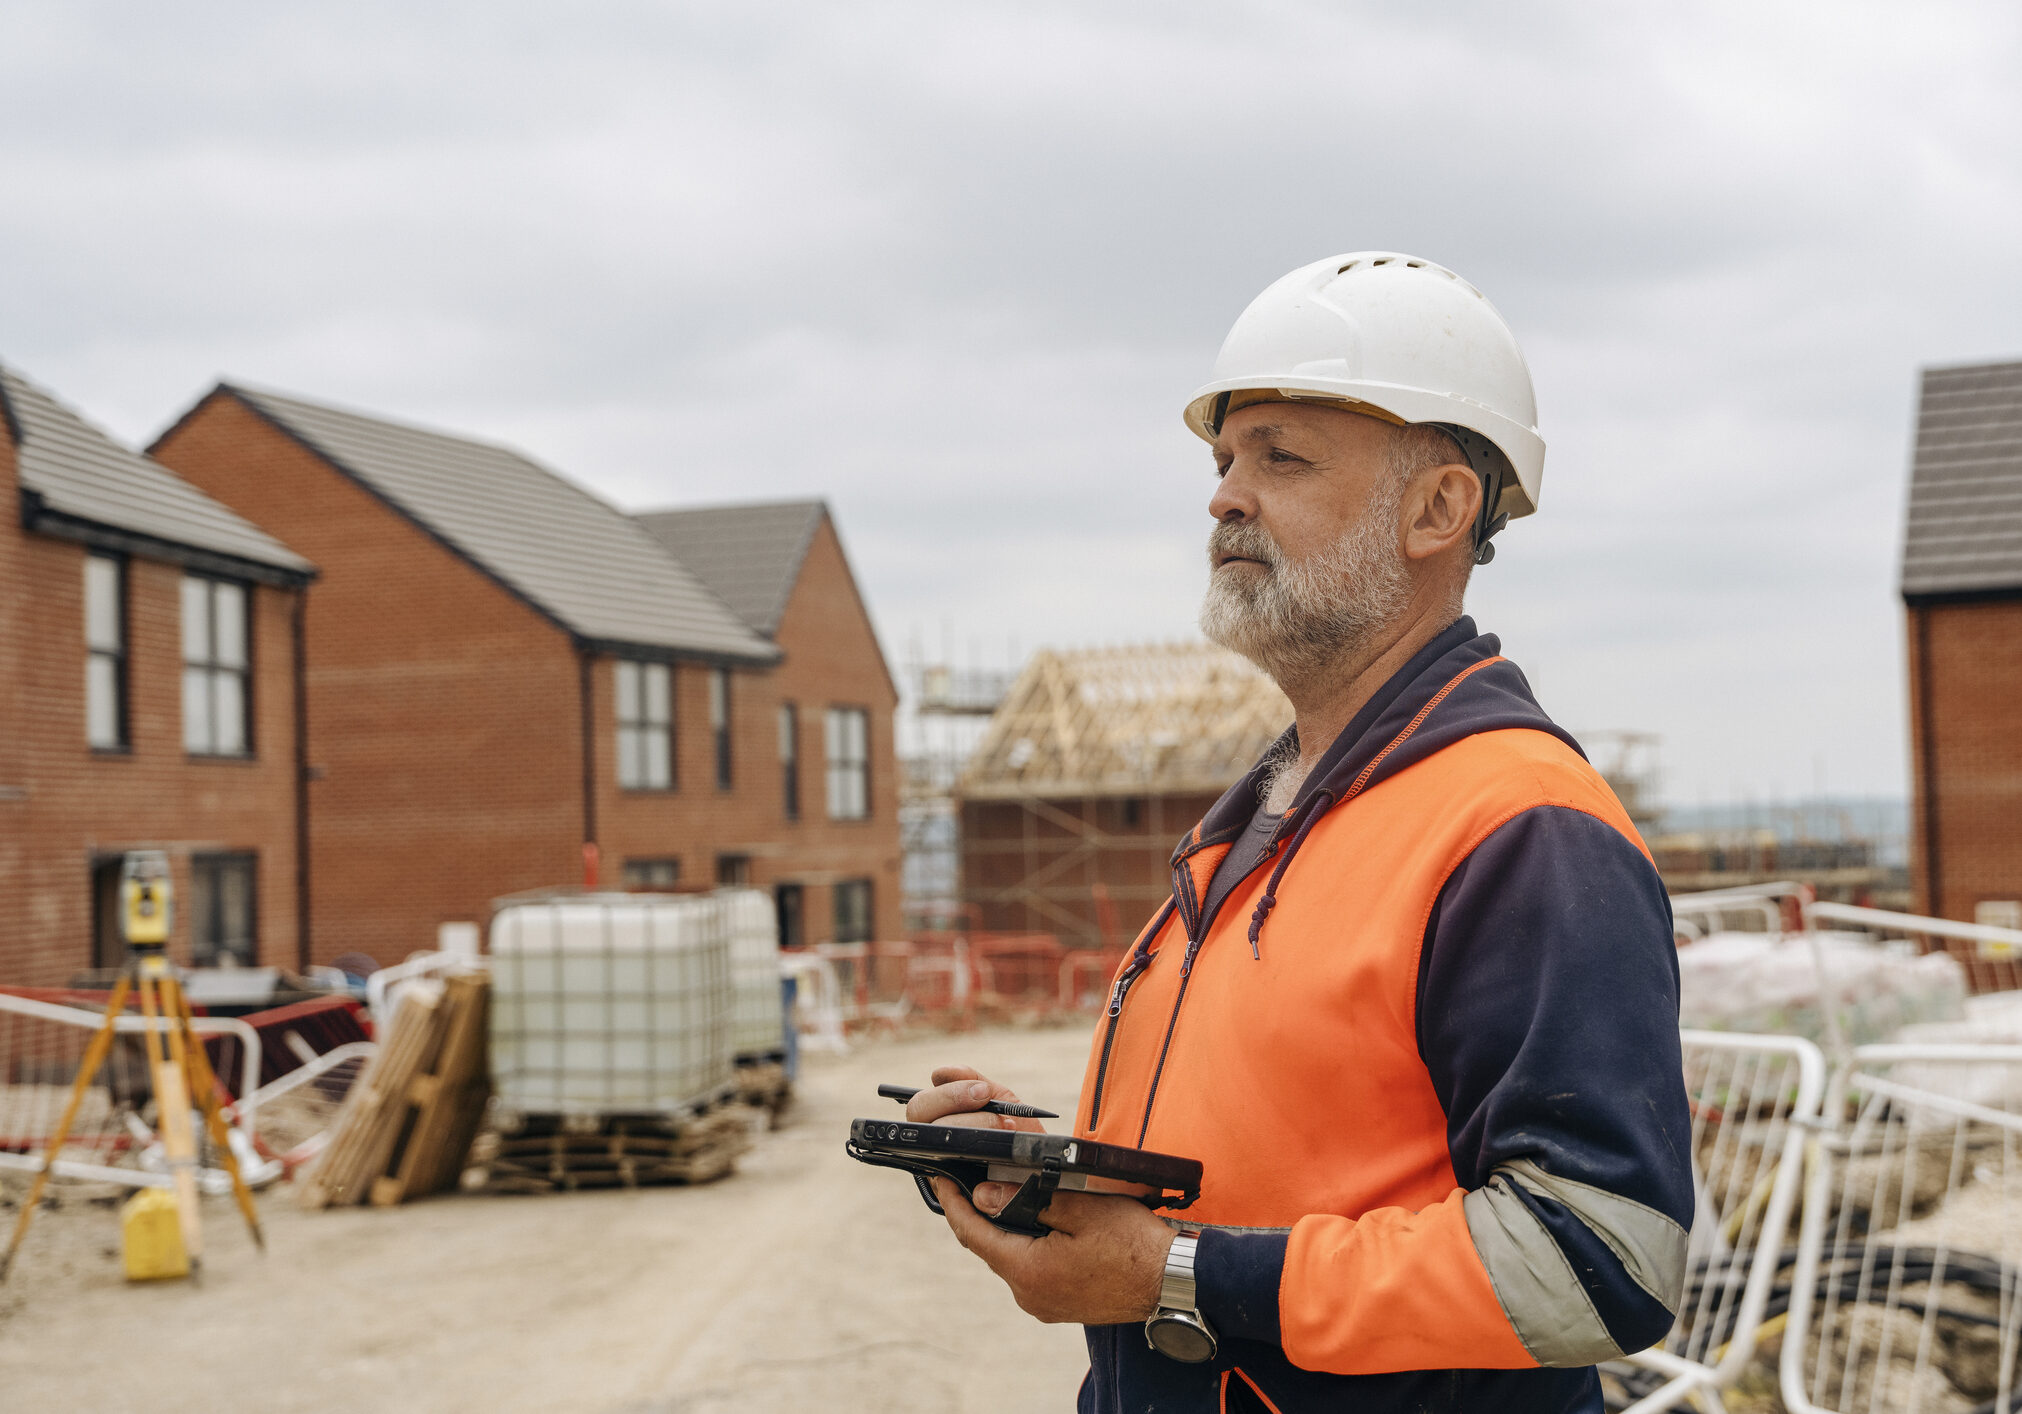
[847,1114,1203,1237]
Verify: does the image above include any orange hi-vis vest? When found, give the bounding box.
[1069,651,1691,1396]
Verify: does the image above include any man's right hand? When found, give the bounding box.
[903,1065,1049,1132]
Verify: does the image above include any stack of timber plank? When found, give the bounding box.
[474,1108,758,1194]
[298,972,491,1209]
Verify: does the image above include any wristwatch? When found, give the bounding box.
[1143,1229,1218,1363]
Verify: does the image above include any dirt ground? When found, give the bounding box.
[0,1022,1099,1412]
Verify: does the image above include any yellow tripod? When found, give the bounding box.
[0,943,265,1282]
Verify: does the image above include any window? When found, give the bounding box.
[616,659,673,790]
[778,703,800,821]
[710,668,733,790]
[716,853,751,886]
[622,857,680,889]
[833,878,874,944]
[825,706,870,821]
[190,853,257,967]
[182,576,250,756]
[85,554,127,750]
[775,883,804,949]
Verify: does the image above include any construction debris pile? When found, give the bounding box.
[1596,889,2022,1413]
[1676,930,1968,1046]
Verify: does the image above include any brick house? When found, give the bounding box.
[634,500,901,946]
[1901,358,2022,924]
[0,365,315,984]
[153,387,900,965]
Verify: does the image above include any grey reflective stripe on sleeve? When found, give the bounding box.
[1462,1160,1690,1367]
[1464,1176,1622,1366]
[1499,1157,1688,1312]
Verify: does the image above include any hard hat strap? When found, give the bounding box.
[1432,423,1511,567]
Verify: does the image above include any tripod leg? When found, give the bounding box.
[138,963,204,1272]
[163,977,264,1250]
[0,973,133,1283]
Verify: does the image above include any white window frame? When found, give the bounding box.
[615,659,673,791]
[85,553,127,751]
[182,575,251,757]
[825,706,870,822]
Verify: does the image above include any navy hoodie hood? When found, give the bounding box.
[1168,616,1585,952]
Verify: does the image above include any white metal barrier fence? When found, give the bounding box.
[1808,902,2022,1002]
[0,990,262,1190]
[224,1040,377,1174]
[1783,1043,2022,1414]
[1617,1030,1826,1412]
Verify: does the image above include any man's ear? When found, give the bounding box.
[1403,463,1482,563]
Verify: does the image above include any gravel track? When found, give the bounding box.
[0,1022,1098,1412]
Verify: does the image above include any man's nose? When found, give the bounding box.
[1209,468,1258,523]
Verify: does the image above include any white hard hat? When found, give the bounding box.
[1184,252,1545,561]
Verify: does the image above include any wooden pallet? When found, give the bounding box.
[475,1107,755,1194]
[734,1060,791,1124]
[297,973,490,1209]
[370,973,490,1206]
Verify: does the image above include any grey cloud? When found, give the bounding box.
[3,0,2017,797]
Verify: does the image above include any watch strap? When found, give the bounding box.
[1158,1230,1201,1314]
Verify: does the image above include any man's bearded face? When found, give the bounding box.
[1198,486,1411,691]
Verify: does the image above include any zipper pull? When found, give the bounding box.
[1107,955,1149,1016]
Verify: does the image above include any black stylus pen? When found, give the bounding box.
[877,1083,1059,1120]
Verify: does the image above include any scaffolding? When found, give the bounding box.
[955,643,1291,947]
[899,660,1016,934]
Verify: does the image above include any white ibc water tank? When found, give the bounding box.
[720,888,788,1061]
[489,894,735,1117]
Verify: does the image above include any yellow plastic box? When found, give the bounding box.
[121,1188,189,1281]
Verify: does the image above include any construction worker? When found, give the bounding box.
[911,253,1693,1412]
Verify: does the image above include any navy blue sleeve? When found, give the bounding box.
[1194,1228,1286,1345]
[1417,805,1694,1357]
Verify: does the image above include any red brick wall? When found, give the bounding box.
[1908,599,2022,920]
[158,399,905,961]
[153,394,584,968]
[0,409,30,976]
[0,406,302,982]
[598,515,903,942]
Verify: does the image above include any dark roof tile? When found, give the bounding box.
[223,385,777,662]
[1902,359,2022,599]
[631,500,827,638]
[2,364,311,577]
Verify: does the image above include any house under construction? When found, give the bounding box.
[955,643,1291,948]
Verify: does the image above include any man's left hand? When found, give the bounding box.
[931,1177,1173,1325]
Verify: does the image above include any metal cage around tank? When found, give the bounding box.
[488,894,737,1121]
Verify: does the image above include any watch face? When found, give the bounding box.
[1146,1313,1217,1364]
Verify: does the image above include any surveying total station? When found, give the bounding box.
[0,850,265,1283]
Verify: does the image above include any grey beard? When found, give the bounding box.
[1198,499,1411,695]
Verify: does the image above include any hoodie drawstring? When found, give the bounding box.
[1246,788,1335,960]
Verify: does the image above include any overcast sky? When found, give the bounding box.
[5,1,2017,805]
